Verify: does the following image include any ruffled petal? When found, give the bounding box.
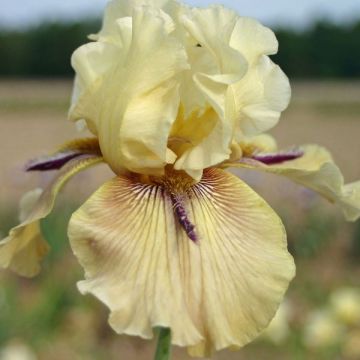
[68,168,294,357]
[172,106,233,181]
[70,41,122,135]
[71,6,188,176]
[0,155,103,277]
[230,55,291,137]
[170,6,250,177]
[181,6,247,115]
[91,0,180,42]
[182,6,247,82]
[224,145,360,221]
[230,17,278,63]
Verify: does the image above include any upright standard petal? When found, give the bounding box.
[182,6,247,83]
[230,17,278,64]
[224,145,360,221]
[68,168,295,357]
[0,155,103,277]
[71,6,189,176]
[230,55,291,137]
[91,0,181,42]
[172,6,249,177]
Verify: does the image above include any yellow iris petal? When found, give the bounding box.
[68,168,294,357]
[240,134,278,156]
[182,6,248,83]
[171,107,232,181]
[91,0,180,43]
[71,6,188,176]
[230,56,291,137]
[225,144,360,221]
[230,17,278,64]
[0,155,102,277]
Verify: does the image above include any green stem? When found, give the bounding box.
[154,328,172,360]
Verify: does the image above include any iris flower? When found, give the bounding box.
[1,0,359,357]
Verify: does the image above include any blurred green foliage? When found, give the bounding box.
[289,210,336,259]
[1,18,360,78]
[273,20,360,78]
[350,221,360,260]
[0,19,100,78]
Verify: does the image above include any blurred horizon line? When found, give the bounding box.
[1,9,360,32]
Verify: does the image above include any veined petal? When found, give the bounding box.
[224,145,360,221]
[0,155,103,277]
[68,168,294,357]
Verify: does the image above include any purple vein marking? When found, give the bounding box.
[252,149,304,165]
[170,194,198,244]
[25,151,83,171]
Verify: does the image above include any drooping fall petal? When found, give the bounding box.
[26,137,101,171]
[0,155,103,277]
[68,168,295,357]
[224,145,360,221]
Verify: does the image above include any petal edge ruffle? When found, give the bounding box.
[68,168,294,357]
[224,145,360,221]
[0,155,103,277]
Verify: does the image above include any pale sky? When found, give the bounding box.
[1,0,360,29]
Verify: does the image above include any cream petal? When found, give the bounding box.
[241,134,278,155]
[170,51,236,179]
[91,0,180,42]
[170,108,229,180]
[230,17,278,63]
[116,80,180,173]
[0,155,103,277]
[69,39,123,131]
[225,145,360,221]
[181,5,248,121]
[341,182,360,221]
[182,6,247,80]
[173,108,232,181]
[68,168,294,357]
[231,56,291,137]
[73,6,188,176]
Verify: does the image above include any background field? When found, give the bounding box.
[0,79,359,359]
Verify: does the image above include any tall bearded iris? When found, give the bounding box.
[1,0,359,358]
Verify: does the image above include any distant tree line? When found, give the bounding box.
[1,18,360,79]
